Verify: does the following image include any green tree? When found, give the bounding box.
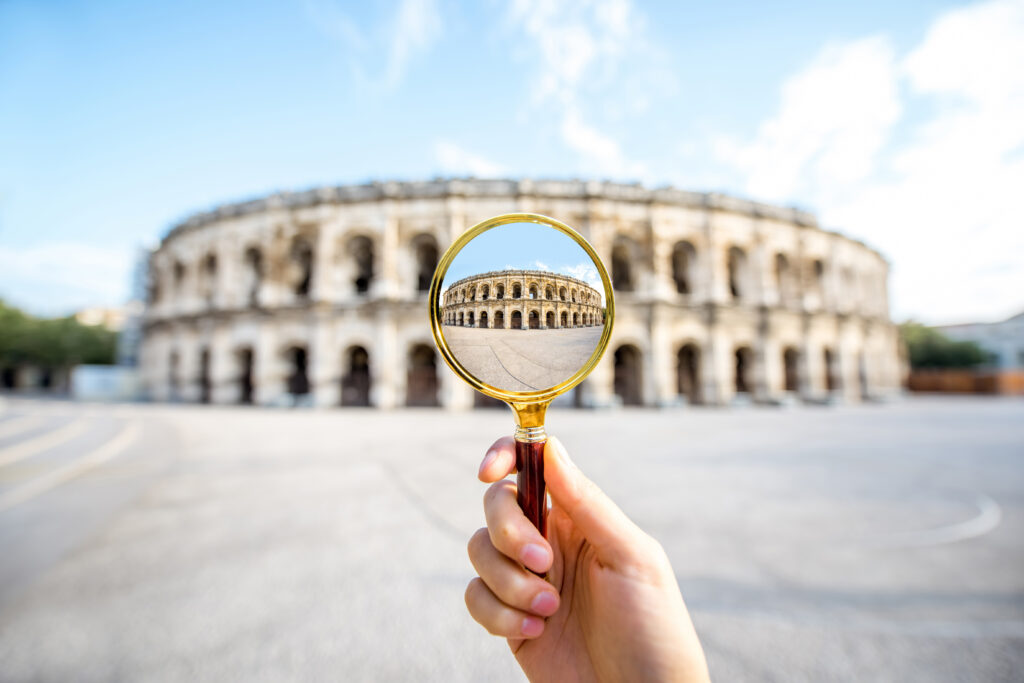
[0,300,118,374]
[900,322,988,369]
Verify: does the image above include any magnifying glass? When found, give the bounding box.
[429,213,615,539]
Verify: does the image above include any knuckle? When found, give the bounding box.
[468,527,489,557]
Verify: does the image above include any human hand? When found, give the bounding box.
[465,435,710,683]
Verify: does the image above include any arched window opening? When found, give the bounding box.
[614,345,643,405]
[529,285,538,300]
[512,283,522,299]
[496,284,505,299]
[481,284,489,300]
[291,238,314,299]
[350,236,374,294]
[414,236,438,292]
[173,261,186,292]
[672,241,695,295]
[545,287,553,300]
[775,254,792,305]
[559,286,567,301]
[612,244,633,291]
[341,346,371,407]
[728,247,746,301]
[677,344,701,404]
[244,247,263,307]
[406,345,439,407]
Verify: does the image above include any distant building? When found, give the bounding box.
[140,178,901,408]
[75,307,127,331]
[937,311,1024,370]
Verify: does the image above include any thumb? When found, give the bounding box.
[544,436,648,569]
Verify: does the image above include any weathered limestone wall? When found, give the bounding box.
[140,179,900,409]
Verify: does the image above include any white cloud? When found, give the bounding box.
[0,243,135,315]
[506,0,662,180]
[714,0,1024,324]
[533,260,552,271]
[304,0,441,90]
[563,262,604,302]
[434,140,506,177]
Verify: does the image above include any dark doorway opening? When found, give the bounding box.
[341,346,371,406]
[614,345,643,405]
[511,311,522,329]
[238,348,254,405]
[677,344,701,404]
[199,348,211,404]
[783,348,800,393]
[407,345,439,407]
[528,310,540,329]
[287,346,310,403]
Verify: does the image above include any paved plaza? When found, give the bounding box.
[0,395,1022,682]
[444,326,603,391]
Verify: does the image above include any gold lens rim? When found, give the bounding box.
[428,213,615,405]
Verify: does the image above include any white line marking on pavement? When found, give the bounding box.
[0,418,90,468]
[883,494,1003,548]
[0,415,46,440]
[0,422,141,512]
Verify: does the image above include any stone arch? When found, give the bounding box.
[512,282,522,299]
[467,311,475,327]
[341,345,371,406]
[236,347,254,405]
[458,312,464,326]
[198,347,211,404]
[168,350,180,401]
[291,237,314,299]
[775,253,793,305]
[479,311,488,328]
[511,310,523,329]
[201,253,218,305]
[783,347,800,392]
[672,241,696,295]
[676,343,701,404]
[348,235,374,294]
[728,246,747,301]
[243,246,263,307]
[412,234,439,293]
[824,347,839,392]
[285,345,311,402]
[407,344,439,407]
[545,286,553,300]
[559,286,567,301]
[611,241,634,292]
[560,311,568,327]
[573,312,580,326]
[734,346,753,394]
[495,283,505,299]
[481,283,490,300]
[571,288,578,303]
[546,311,555,328]
[494,310,505,329]
[613,345,643,405]
[173,261,186,294]
[528,283,539,300]
[528,310,540,329]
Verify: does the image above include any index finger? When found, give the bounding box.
[479,436,516,483]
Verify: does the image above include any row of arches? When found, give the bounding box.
[168,343,443,407]
[152,233,440,306]
[442,309,602,329]
[448,280,598,306]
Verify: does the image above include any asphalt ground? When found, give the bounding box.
[0,395,1021,682]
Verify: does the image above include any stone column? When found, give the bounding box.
[371,309,398,409]
[310,312,338,407]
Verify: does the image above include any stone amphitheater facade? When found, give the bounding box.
[441,270,604,330]
[140,178,901,409]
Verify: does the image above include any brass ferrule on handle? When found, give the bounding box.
[514,425,547,443]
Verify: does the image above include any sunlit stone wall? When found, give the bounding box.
[140,178,901,408]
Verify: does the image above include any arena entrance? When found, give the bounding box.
[560,312,568,327]
[676,344,701,404]
[614,345,643,406]
[407,344,439,407]
[494,311,504,329]
[199,348,211,404]
[511,311,523,329]
[341,346,371,406]
[529,310,540,329]
[479,311,488,328]
[237,348,254,404]
[286,346,310,404]
[546,312,554,328]
[734,346,752,394]
[783,348,800,392]
[824,348,840,392]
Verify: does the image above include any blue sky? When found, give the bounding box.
[442,222,604,302]
[1,0,1021,324]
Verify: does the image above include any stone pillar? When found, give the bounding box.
[375,209,399,299]
[310,313,338,407]
[371,309,399,409]
[254,324,279,406]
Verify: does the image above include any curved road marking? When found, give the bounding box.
[0,422,141,512]
[0,415,47,441]
[0,417,91,468]
[883,494,1002,548]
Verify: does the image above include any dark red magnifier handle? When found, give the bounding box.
[515,437,548,539]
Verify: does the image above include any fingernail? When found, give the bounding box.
[479,450,497,477]
[550,436,574,468]
[520,543,551,572]
[521,616,544,637]
[530,591,559,617]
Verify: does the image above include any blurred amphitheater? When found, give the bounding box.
[140,179,901,409]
